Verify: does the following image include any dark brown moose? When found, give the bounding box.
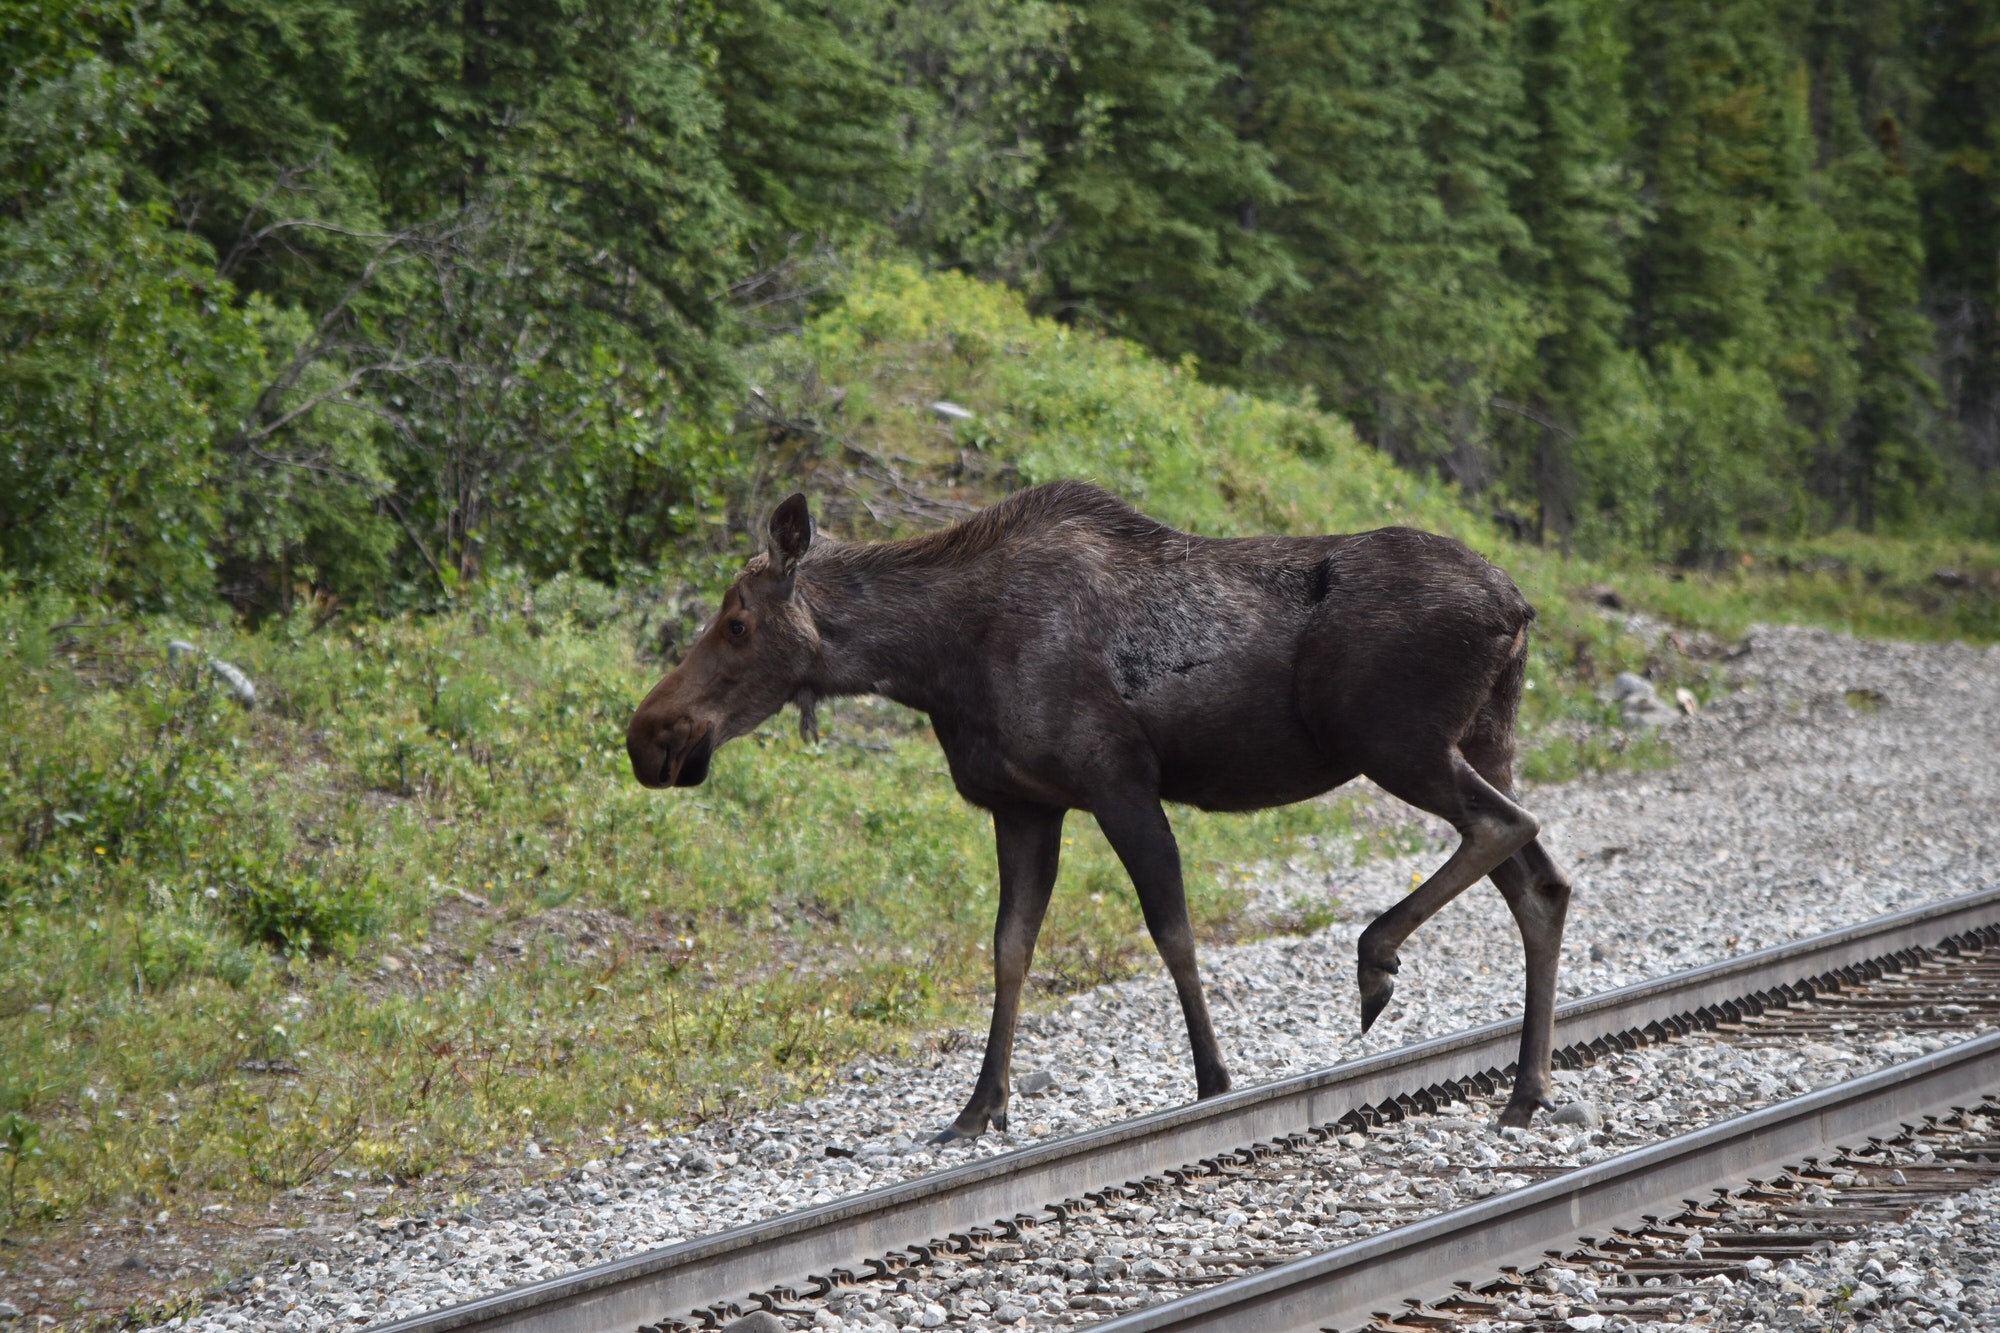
[627,482,1572,1139]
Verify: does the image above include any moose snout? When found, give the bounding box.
[626,713,715,789]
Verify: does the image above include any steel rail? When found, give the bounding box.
[371,885,2000,1333]
[1088,1026,2000,1333]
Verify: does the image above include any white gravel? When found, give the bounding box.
[155,624,2000,1333]
[1684,1174,2000,1331]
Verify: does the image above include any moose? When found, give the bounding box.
[627,482,1573,1140]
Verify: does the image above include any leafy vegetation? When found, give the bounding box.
[9,0,2000,616]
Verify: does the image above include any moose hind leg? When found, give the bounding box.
[1095,796,1232,1099]
[1490,838,1573,1127]
[1355,752,1540,1034]
[936,805,1064,1143]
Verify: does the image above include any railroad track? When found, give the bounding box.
[373,887,2000,1333]
[1089,1031,2000,1333]
[1352,1094,2000,1332]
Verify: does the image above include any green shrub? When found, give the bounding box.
[220,856,381,957]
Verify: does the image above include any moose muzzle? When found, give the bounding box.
[628,715,715,789]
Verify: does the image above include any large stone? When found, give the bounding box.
[1548,1101,1602,1130]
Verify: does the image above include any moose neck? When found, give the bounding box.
[797,538,974,714]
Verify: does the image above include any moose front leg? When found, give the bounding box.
[1094,796,1231,1100]
[935,804,1064,1143]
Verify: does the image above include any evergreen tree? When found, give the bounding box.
[880,0,1071,281]
[1,3,267,605]
[1620,0,1826,557]
[1031,0,1294,367]
[1496,0,1645,547]
[1247,0,1536,487]
[1804,0,1940,527]
[1918,0,2000,512]
[710,0,914,249]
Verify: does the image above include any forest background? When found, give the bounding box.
[9,0,2000,609]
[7,0,2000,1280]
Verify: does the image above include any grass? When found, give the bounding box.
[4,262,1998,1262]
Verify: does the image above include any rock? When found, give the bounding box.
[720,1313,786,1333]
[1548,1101,1602,1130]
[918,1304,947,1327]
[168,640,256,708]
[1130,1257,1177,1281]
[993,1305,1027,1325]
[1564,1316,1605,1331]
[1016,1069,1057,1096]
[1610,671,1654,702]
[0,1301,20,1320]
[930,400,974,422]
[1092,1254,1127,1278]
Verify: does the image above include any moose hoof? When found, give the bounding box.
[1495,1095,1556,1129]
[1357,968,1397,1033]
[930,1121,983,1145]
[932,1101,1007,1144]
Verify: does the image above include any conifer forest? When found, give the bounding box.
[8,0,2000,612]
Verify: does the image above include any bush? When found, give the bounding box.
[220,856,380,957]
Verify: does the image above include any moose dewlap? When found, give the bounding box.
[627,482,1571,1140]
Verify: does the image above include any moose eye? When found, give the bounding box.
[727,619,748,639]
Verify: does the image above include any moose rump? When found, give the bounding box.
[627,482,1572,1139]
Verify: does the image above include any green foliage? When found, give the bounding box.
[1028,0,1294,365]
[12,0,2000,608]
[1246,0,1536,469]
[220,856,382,957]
[791,263,1472,539]
[0,6,264,606]
[1,1111,41,1224]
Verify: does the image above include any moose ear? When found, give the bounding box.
[768,492,816,575]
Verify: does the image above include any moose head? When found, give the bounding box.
[626,494,820,788]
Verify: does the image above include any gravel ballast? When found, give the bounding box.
[1672,1174,2000,1332]
[138,624,2000,1333]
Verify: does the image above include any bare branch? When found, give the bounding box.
[1488,396,1579,442]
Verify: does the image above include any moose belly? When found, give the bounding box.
[1151,718,1350,812]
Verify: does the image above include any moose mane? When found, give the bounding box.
[805,480,1175,581]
